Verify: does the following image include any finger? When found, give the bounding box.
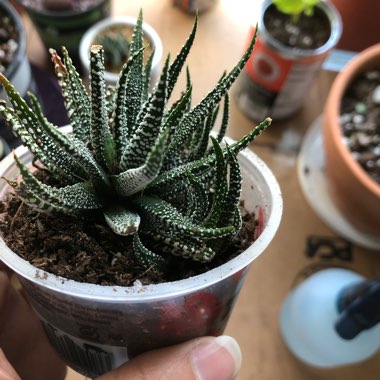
[0,261,12,276]
[0,349,21,380]
[97,335,242,380]
[0,271,67,380]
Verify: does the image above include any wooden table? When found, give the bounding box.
[19,0,380,379]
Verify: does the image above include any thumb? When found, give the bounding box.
[96,335,242,380]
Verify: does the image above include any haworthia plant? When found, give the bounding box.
[0,11,271,273]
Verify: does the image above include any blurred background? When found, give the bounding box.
[1,1,379,379]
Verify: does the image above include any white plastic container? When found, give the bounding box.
[0,135,282,377]
[79,16,163,89]
[280,268,380,367]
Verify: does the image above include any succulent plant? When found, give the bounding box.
[95,29,131,71]
[0,11,270,273]
[272,0,320,21]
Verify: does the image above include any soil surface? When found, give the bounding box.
[340,70,380,184]
[0,6,19,75]
[264,4,331,50]
[0,192,258,287]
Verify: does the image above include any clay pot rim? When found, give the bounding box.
[324,43,380,197]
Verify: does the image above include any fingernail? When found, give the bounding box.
[191,335,242,380]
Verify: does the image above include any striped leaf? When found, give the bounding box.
[163,27,258,161]
[104,205,141,236]
[134,196,235,239]
[89,45,117,172]
[111,127,169,196]
[50,48,91,143]
[122,10,145,139]
[14,154,100,211]
[146,231,216,262]
[111,46,146,159]
[167,15,197,99]
[133,233,167,273]
[202,137,228,228]
[120,55,169,171]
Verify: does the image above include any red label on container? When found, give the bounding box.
[245,27,293,92]
[238,26,331,120]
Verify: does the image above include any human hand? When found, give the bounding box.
[0,268,67,380]
[0,266,242,380]
[97,335,242,380]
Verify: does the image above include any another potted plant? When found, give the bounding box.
[16,0,111,67]
[0,0,31,105]
[0,11,282,378]
[79,16,163,88]
[0,0,31,151]
[235,0,342,121]
[323,43,380,238]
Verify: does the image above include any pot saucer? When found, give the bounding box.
[297,117,380,251]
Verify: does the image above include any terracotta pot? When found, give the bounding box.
[322,44,380,237]
[331,0,380,52]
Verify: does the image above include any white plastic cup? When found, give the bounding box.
[0,136,282,377]
[79,16,163,89]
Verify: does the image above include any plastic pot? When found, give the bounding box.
[322,44,380,237]
[79,16,163,89]
[0,135,282,378]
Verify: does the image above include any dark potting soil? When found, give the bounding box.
[340,70,380,184]
[264,4,331,50]
[0,192,258,287]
